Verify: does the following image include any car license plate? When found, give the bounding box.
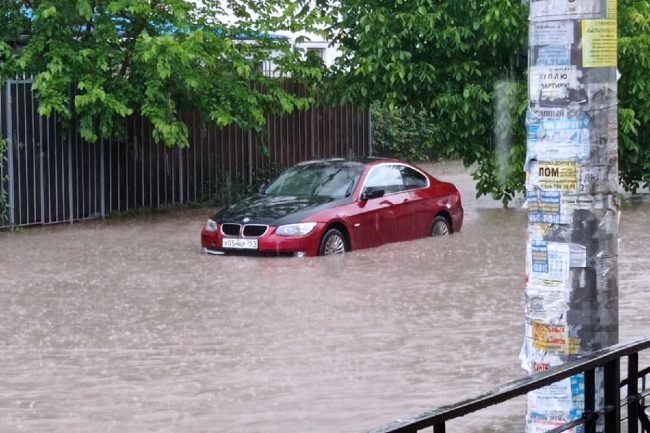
[222,238,258,250]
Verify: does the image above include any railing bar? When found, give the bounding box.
[630,353,640,433]
[433,422,445,433]
[585,368,596,433]
[638,406,650,433]
[604,360,621,433]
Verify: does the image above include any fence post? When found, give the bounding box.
[68,86,75,223]
[5,81,15,228]
[100,135,106,219]
[248,130,253,185]
[179,147,184,204]
[39,112,45,224]
[367,108,373,157]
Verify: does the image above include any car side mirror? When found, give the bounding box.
[361,187,385,201]
[258,183,267,194]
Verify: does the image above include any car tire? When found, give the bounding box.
[319,229,347,256]
[430,215,451,236]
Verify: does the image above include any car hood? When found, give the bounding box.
[214,194,348,225]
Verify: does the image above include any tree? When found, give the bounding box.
[0,0,328,147]
[371,102,455,162]
[618,0,650,193]
[323,0,650,204]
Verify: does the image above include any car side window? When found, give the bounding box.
[400,166,428,190]
[364,165,404,194]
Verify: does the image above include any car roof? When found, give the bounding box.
[296,157,401,168]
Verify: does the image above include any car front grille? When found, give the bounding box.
[221,223,269,238]
[242,225,268,237]
[221,223,241,236]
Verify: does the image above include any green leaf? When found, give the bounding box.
[76,0,93,20]
[39,6,58,19]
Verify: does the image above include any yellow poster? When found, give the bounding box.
[582,20,617,68]
[537,161,578,191]
[532,321,568,354]
[608,0,617,18]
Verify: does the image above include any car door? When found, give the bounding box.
[398,165,433,239]
[348,164,406,247]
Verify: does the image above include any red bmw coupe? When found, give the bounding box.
[201,158,463,257]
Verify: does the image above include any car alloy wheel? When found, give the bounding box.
[430,216,451,236]
[319,229,347,256]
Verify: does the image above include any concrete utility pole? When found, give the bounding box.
[521,0,619,431]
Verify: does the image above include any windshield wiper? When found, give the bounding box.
[311,169,342,194]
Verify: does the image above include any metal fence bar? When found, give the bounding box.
[630,353,639,433]
[67,91,74,224]
[21,81,27,224]
[605,359,622,433]
[584,368,596,433]
[178,144,183,204]
[100,136,105,218]
[6,82,15,227]
[15,82,23,225]
[368,109,373,156]
[79,118,85,218]
[38,108,44,224]
[27,82,35,224]
[141,116,145,208]
[53,114,59,223]
[123,117,128,211]
[0,84,5,228]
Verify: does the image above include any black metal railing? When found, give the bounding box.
[367,338,650,433]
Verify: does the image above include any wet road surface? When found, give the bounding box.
[0,161,648,433]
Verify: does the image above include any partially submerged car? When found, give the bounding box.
[201,158,463,257]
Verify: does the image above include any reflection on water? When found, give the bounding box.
[0,164,648,433]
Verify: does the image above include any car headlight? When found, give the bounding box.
[205,219,218,233]
[276,222,317,237]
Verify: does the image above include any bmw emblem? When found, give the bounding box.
[242,217,251,223]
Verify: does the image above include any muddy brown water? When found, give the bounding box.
[0,161,648,433]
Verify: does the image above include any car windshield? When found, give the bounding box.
[264,163,362,198]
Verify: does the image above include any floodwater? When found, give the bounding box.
[0,161,648,433]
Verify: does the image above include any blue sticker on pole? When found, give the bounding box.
[528,191,561,224]
[536,45,571,66]
[531,241,550,273]
[527,116,590,161]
